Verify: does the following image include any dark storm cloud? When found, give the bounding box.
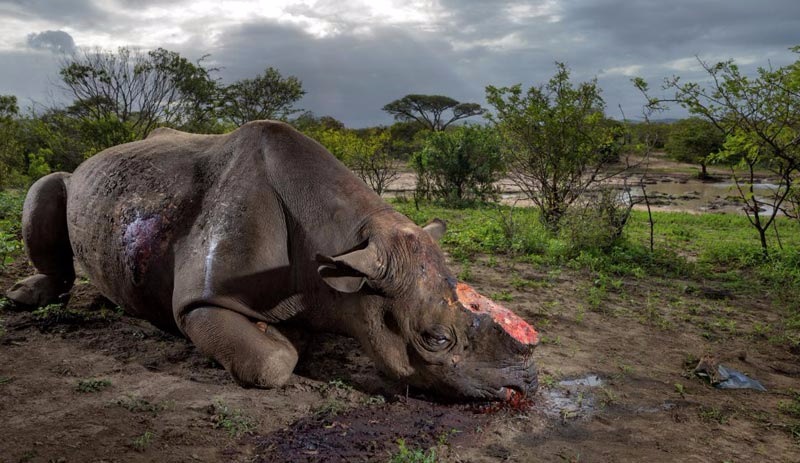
[0,50,63,109]
[27,30,76,54]
[207,20,475,127]
[0,0,107,27]
[2,0,800,125]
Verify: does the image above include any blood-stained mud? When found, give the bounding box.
[252,398,490,462]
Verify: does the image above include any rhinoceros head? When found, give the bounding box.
[317,219,539,401]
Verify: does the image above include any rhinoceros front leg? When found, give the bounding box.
[180,307,298,388]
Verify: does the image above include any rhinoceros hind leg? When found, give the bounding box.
[6,172,75,308]
[7,274,72,307]
[181,307,298,388]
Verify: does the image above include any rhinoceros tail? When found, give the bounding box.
[6,172,75,307]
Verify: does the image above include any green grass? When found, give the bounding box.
[389,439,437,463]
[209,400,255,437]
[131,430,154,452]
[393,200,800,289]
[393,199,800,349]
[113,395,172,415]
[32,302,122,325]
[0,190,24,267]
[76,378,112,393]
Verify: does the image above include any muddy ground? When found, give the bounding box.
[1,252,799,462]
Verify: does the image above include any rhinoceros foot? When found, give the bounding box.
[6,273,72,308]
[229,326,299,389]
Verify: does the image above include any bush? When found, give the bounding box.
[411,125,504,206]
[559,187,632,255]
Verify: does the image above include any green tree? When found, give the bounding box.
[665,117,725,179]
[632,121,671,150]
[382,94,484,132]
[221,67,305,126]
[307,128,398,195]
[291,111,345,133]
[0,95,25,187]
[347,129,398,195]
[59,46,219,138]
[386,121,427,161]
[635,48,800,256]
[486,63,623,230]
[411,125,504,205]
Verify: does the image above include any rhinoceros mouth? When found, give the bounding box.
[499,385,528,401]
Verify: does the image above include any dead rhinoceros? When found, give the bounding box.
[7,121,538,401]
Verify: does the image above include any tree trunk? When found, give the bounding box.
[758,226,769,259]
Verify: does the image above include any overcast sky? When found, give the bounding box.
[1,0,799,127]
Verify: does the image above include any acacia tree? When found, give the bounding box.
[221,67,304,126]
[382,94,484,131]
[59,47,219,138]
[635,49,800,256]
[665,117,725,179]
[486,63,624,230]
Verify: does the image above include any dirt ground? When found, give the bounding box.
[1,251,799,462]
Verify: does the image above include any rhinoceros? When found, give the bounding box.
[7,121,538,400]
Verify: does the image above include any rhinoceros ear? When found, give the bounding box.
[422,218,446,242]
[316,242,381,293]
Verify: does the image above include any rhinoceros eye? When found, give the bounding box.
[422,326,452,351]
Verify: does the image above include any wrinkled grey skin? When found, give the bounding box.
[7,121,537,400]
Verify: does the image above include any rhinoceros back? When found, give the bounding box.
[66,131,224,330]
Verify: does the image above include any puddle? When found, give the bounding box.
[539,374,604,419]
[559,374,604,388]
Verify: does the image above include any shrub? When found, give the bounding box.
[560,187,632,255]
[411,125,504,206]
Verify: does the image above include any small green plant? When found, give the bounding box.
[598,386,618,407]
[312,399,348,418]
[325,379,354,392]
[209,400,255,437]
[509,274,532,290]
[131,430,154,452]
[18,450,36,462]
[436,429,458,446]
[778,391,800,418]
[76,378,112,393]
[364,395,386,406]
[539,374,557,388]
[113,395,171,415]
[490,291,513,302]
[674,383,686,398]
[617,363,634,377]
[575,305,586,323]
[389,438,437,463]
[750,322,772,338]
[34,303,86,322]
[698,406,730,425]
[540,335,562,346]
[457,261,473,281]
[32,302,121,326]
